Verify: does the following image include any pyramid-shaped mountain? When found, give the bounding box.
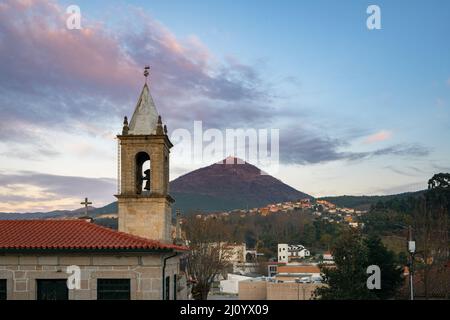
[170,157,312,213]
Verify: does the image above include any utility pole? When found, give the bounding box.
[408,225,415,300]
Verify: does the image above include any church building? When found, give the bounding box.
[0,68,188,300]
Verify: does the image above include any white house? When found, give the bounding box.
[322,251,334,264]
[278,244,310,263]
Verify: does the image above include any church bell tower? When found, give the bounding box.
[116,66,173,242]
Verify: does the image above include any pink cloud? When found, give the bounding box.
[0,0,269,148]
[0,0,265,107]
[364,130,393,144]
[0,0,140,96]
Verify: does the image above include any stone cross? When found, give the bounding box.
[80,197,92,217]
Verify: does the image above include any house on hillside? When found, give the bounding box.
[278,244,310,263]
[322,251,334,264]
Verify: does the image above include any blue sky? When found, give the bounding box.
[0,0,449,212]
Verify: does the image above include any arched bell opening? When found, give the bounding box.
[135,152,151,194]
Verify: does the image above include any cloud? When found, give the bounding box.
[280,130,347,164]
[367,144,429,157]
[0,120,61,159]
[384,166,420,177]
[280,126,429,164]
[119,12,268,104]
[370,181,426,195]
[0,171,116,212]
[0,0,139,96]
[0,0,275,159]
[0,0,433,170]
[436,98,445,108]
[363,130,392,144]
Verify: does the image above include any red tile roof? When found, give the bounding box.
[0,220,188,252]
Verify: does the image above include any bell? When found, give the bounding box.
[143,169,150,191]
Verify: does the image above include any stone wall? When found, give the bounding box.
[238,280,267,300]
[239,280,323,300]
[266,282,321,300]
[117,196,172,242]
[0,253,185,300]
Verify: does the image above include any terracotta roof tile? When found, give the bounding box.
[0,220,188,252]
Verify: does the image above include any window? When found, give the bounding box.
[0,279,6,300]
[165,276,170,300]
[173,274,177,301]
[268,265,277,277]
[97,279,130,300]
[37,280,68,300]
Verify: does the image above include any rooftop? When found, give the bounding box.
[0,220,187,252]
[128,83,159,135]
[277,265,321,274]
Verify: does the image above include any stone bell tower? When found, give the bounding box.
[116,67,173,242]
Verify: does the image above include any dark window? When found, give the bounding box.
[37,279,68,300]
[97,279,130,300]
[173,274,177,301]
[0,279,6,300]
[165,276,170,300]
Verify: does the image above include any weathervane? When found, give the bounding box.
[144,65,150,83]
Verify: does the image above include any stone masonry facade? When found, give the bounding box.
[0,253,185,300]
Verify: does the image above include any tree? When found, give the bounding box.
[365,236,403,299]
[315,230,403,300]
[319,234,333,250]
[316,230,374,299]
[183,216,233,300]
[412,173,450,298]
[428,173,450,190]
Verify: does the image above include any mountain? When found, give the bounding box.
[0,155,429,218]
[0,207,96,220]
[0,157,311,218]
[318,190,426,210]
[170,157,312,213]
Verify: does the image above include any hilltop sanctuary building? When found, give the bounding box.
[0,70,188,300]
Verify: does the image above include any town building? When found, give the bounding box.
[219,273,261,295]
[220,243,260,275]
[322,251,334,264]
[278,244,310,263]
[0,69,188,300]
[316,200,336,210]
